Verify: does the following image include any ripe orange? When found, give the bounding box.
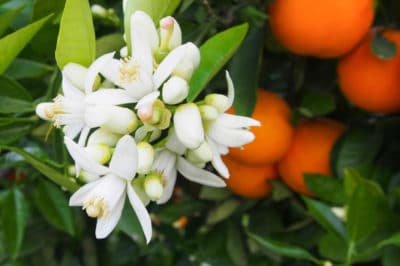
[229,89,294,165]
[337,29,400,113]
[268,0,374,58]
[223,155,278,198]
[278,119,346,196]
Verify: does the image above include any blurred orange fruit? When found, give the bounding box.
[223,155,278,198]
[229,89,294,165]
[268,0,374,58]
[278,119,346,196]
[337,29,400,113]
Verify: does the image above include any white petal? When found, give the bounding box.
[62,74,86,98]
[153,149,177,203]
[109,135,138,180]
[99,58,122,86]
[84,106,108,128]
[177,157,226,187]
[165,127,186,155]
[64,137,109,176]
[95,191,125,239]
[85,52,115,94]
[216,113,260,128]
[135,91,160,110]
[208,122,255,147]
[208,138,229,178]
[85,89,137,105]
[174,103,204,149]
[63,123,84,139]
[69,179,101,206]
[131,11,159,51]
[224,71,234,112]
[153,44,186,89]
[162,76,188,105]
[87,128,121,147]
[127,183,152,243]
[35,102,54,121]
[131,12,155,74]
[157,165,177,204]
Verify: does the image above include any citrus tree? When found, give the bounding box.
[0,0,400,265]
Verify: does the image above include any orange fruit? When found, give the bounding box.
[229,89,294,165]
[337,29,400,113]
[223,155,278,198]
[278,119,346,196]
[268,0,374,58]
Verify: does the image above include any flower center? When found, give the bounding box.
[119,57,140,83]
[83,196,109,218]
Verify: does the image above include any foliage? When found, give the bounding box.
[0,0,400,265]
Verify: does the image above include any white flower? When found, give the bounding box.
[173,103,204,149]
[203,72,260,178]
[65,135,152,242]
[162,76,189,104]
[152,148,225,204]
[36,53,138,146]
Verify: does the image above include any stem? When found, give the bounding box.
[345,241,355,266]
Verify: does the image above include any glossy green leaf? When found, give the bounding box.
[378,232,400,248]
[304,174,346,205]
[248,233,321,264]
[5,59,53,79]
[0,75,32,100]
[0,97,34,113]
[0,124,31,144]
[0,188,27,258]
[32,0,65,20]
[303,197,347,240]
[199,186,231,201]
[318,232,347,262]
[331,127,383,179]
[298,90,336,117]
[117,201,146,245]
[55,0,95,69]
[0,14,52,74]
[124,0,181,53]
[206,199,240,225]
[0,145,79,192]
[187,23,249,102]
[0,4,25,37]
[229,27,264,116]
[32,179,75,235]
[227,222,247,266]
[383,247,400,266]
[96,33,125,58]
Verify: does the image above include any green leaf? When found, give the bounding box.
[248,232,321,264]
[32,0,65,20]
[187,23,249,102]
[96,33,125,58]
[0,75,32,100]
[304,174,346,205]
[124,0,181,53]
[117,201,146,245]
[303,197,347,240]
[0,97,34,113]
[227,222,247,266]
[0,188,27,258]
[229,26,264,116]
[0,124,31,144]
[379,232,400,248]
[0,145,79,192]
[383,246,400,266]
[371,31,397,60]
[55,0,95,69]
[199,186,231,201]
[331,127,383,179]
[5,59,53,79]
[32,179,75,235]
[298,90,336,118]
[0,4,25,37]
[318,232,347,262]
[0,14,52,74]
[206,199,240,225]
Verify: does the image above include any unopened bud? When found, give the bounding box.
[172,43,200,81]
[35,102,54,120]
[160,16,182,50]
[199,105,219,121]
[87,128,121,147]
[131,178,150,206]
[63,63,100,91]
[186,141,213,163]
[174,103,204,149]
[162,76,189,104]
[85,144,112,164]
[331,206,347,222]
[138,105,154,121]
[90,105,138,135]
[91,4,107,17]
[322,261,333,266]
[144,174,164,201]
[205,94,229,113]
[137,142,155,175]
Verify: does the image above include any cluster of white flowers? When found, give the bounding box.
[36,10,259,243]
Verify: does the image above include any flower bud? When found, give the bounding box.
[322,261,333,266]
[91,4,107,17]
[63,63,100,91]
[87,128,121,147]
[162,76,189,104]
[144,173,164,201]
[199,105,219,121]
[331,206,347,222]
[137,142,155,175]
[186,141,213,163]
[204,94,230,113]
[35,102,54,120]
[84,143,112,164]
[172,43,200,81]
[131,178,150,206]
[172,60,195,81]
[159,16,182,50]
[174,103,204,149]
